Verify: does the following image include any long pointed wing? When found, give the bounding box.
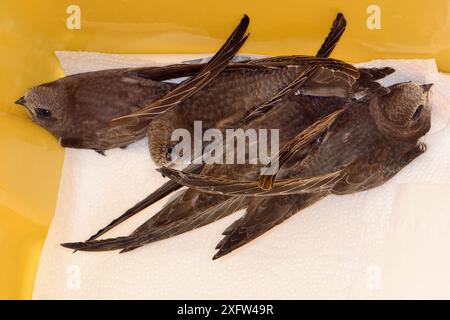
[243,59,357,124]
[316,13,346,58]
[110,14,250,128]
[124,64,214,82]
[213,193,325,259]
[86,164,204,241]
[61,195,246,252]
[125,62,271,82]
[119,194,246,253]
[85,181,181,242]
[157,166,342,196]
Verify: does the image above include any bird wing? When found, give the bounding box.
[357,67,395,80]
[118,193,246,253]
[243,64,321,123]
[316,13,346,58]
[157,166,342,196]
[331,143,426,195]
[109,14,250,128]
[86,164,204,241]
[61,193,246,252]
[352,67,395,97]
[243,61,357,123]
[125,64,213,82]
[213,193,325,259]
[124,12,348,83]
[125,62,272,82]
[85,182,180,241]
[155,109,346,196]
[247,56,357,75]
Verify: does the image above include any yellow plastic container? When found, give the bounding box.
[1,0,450,299]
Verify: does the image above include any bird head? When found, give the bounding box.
[370,82,432,141]
[147,111,190,166]
[15,82,70,138]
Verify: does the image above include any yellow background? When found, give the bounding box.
[1,0,449,299]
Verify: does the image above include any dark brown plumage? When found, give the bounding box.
[161,83,432,195]
[62,94,349,253]
[16,13,374,156]
[77,13,365,241]
[59,13,414,260]
[157,82,432,259]
[15,14,250,152]
[62,82,432,259]
[143,64,393,165]
[73,13,395,244]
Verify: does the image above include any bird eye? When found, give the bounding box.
[36,108,51,118]
[412,105,424,123]
[165,145,175,161]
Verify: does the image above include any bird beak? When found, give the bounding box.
[15,96,27,106]
[421,83,433,93]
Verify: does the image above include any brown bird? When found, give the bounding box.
[14,14,251,154]
[78,13,393,242]
[62,82,432,259]
[114,15,395,166]
[144,61,392,166]
[16,13,355,155]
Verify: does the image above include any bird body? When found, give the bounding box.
[16,14,251,151]
[16,14,357,154]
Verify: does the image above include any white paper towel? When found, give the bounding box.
[33,53,450,299]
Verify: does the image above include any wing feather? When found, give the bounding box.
[110,15,250,128]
